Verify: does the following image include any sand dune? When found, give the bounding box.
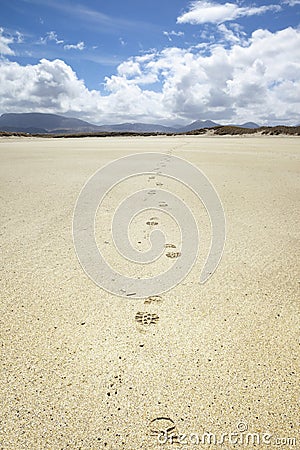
[0,136,299,449]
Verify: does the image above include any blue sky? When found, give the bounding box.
[0,0,300,125]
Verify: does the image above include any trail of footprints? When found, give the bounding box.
[136,159,182,331]
[144,214,182,260]
[135,214,181,332]
[103,153,183,441]
[146,153,180,442]
[136,155,181,442]
[134,244,181,331]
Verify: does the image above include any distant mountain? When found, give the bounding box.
[179,120,220,132]
[225,121,260,129]
[237,122,259,129]
[0,113,179,134]
[0,113,261,134]
[97,120,221,133]
[0,113,100,133]
[96,122,177,133]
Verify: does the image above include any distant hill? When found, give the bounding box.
[179,120,220,132]
[96,122,177,133]
[237,122,259,129]
[0,113,216,133]
[0,113,100,133]
[0,112,262,134]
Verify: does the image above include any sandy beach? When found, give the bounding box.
[1,135,299,449]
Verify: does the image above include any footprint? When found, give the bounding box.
[156,182,163,187]
[159,201,168,207]
[146,220,158,226]
[166,251,181,259]
[147,190,156,195]
[148,175,155,180]
[149,417,178,442]
[135,312,159,327]
[144,295,163,305]
[164,243,176,249]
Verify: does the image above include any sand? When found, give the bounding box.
[0,136,299,449]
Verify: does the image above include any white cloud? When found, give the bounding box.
[163,30,185,41]
[117,60,142,78]
[283,0,300,5]
[0,58,102,118]
[40,31,64,45]
[0,28,15,55]
[0,27,299,125]
[15,32,24,44]
[217,23,247,45]
[0,29,24,55]
[64,41,85,51]
[177,1,281,25]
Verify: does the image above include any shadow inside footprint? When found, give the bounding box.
[166,251,181,259]
[135,312,159,327]
[164,243,176,249]
[144,295,162,305]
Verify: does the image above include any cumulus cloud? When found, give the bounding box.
[64,41,85,51]
[0,58,101,116]
[0,27,299,125]
[177,1,281,25]
[0,28,15,55]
